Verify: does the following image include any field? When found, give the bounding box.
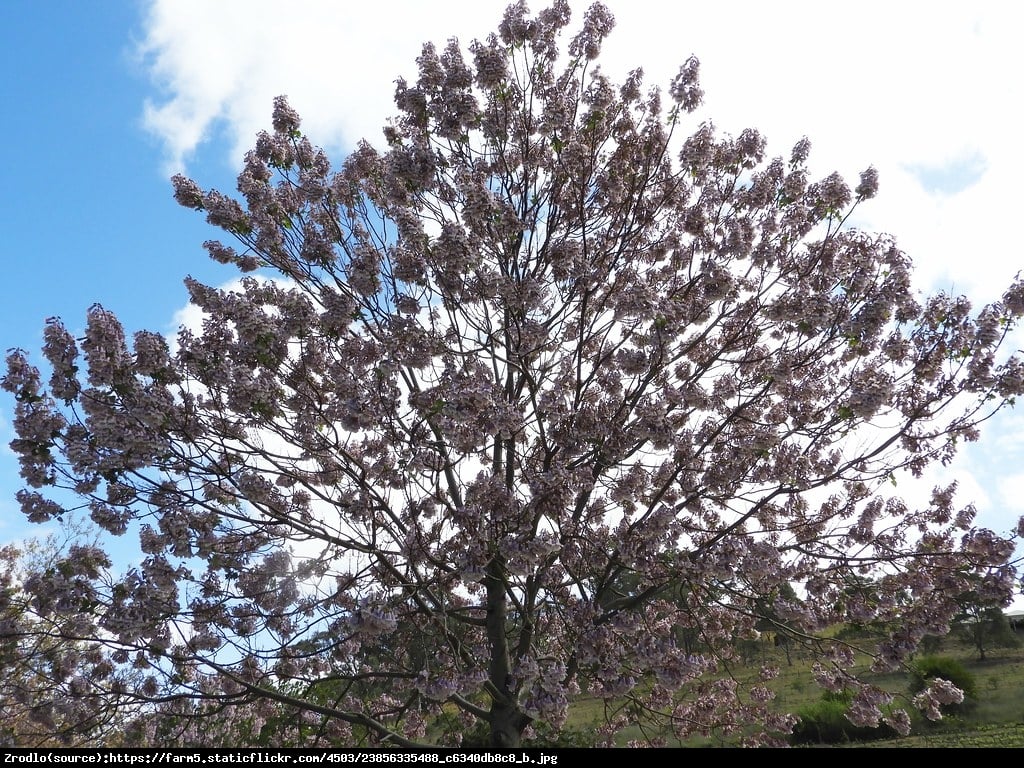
[560,630,1024,747]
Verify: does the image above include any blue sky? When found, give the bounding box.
[0,1,234,355]
[2,1,1024,596]
[0,1,238,540]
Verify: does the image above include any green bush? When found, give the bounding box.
[789,694,899,745]
[459,721,596,748]
[909,655,978,715]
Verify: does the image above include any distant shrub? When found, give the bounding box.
[789,692,899,745]
[460,721,595,748]
[523,722,596,748]
[909,655,978,715]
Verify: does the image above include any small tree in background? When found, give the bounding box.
[5,1,1024,747]
[952,578,1020,660]
[0,529,136,746]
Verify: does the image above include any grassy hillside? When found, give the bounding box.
[560,632,1024,747]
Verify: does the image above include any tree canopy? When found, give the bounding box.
[4,0,1024,747]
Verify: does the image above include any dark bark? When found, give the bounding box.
[484,554,530,746]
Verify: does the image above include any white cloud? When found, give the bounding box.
[137,0,510,173]
[137,1,1024,300]
[997,474,1024,516]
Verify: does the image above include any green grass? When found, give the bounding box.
[560,634,1024,747]
[841,724,1024,749]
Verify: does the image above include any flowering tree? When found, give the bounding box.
[0,531,136,746]
[5,1,1024,747]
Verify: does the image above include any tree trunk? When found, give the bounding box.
[484,554,529,747]
[489,700,531,747]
